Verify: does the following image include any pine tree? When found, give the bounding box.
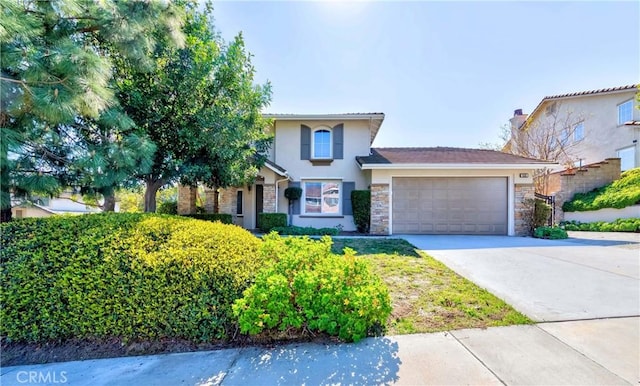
[0,0,184,221]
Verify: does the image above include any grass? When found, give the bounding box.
[332,238,532,335]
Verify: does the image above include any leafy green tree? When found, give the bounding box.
[0,0,184,221]
[115,5,272,212]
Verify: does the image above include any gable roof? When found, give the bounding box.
[263,113,385,145]
[357,147,555,169]
[524,84,637,126]
[264,159,289,177]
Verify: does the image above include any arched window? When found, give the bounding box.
[313,128,332,159]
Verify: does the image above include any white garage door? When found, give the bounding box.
[392,177,508,235]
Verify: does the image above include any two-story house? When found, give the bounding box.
[178,113,553,235]
[507,85,639,171]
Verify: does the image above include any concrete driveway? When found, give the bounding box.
[401,232,640,322]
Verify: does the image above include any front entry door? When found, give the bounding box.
[255,185,263,229]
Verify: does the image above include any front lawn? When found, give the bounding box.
[332,238,532,334]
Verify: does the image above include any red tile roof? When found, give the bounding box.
[356,147,554,165]
[543,84,637,100]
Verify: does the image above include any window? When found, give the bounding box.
[560,129,570,146]
[617,146,636,171]
[618,100,633,125]
[15,209,24,219]
[236,190,243,215]
[313,128,332,159]
[303,180,341,215]
[573,122,584,141]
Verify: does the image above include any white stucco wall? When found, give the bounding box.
[564,205,640,223]
[526,90,639,170]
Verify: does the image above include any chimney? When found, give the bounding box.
[509,108,528,131]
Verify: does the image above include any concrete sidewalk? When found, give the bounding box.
[2,317,638,385]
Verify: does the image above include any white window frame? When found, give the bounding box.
[311,127,332,160]
[616,146,636,171]
[573,122,584,141]
[617,99,633,126]
[302,179,342,216]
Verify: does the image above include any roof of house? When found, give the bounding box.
[510,84,637,134]
[263,112,385,145]
[264,159,289,177]
[543,84,637,100]
[356,147,555,169]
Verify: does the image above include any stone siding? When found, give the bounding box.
[204,188,217,214]
[370,184,390,235]
[262,184,276,213]
[177,185,196,215]
[218,187,239,216]
[545,158,621,221]
[514,184,534,236]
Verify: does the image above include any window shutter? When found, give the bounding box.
[301,125,311,160]
[342,181,355,215]
[290,181,301,215]
[333,123,344,160]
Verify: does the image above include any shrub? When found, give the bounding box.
[233,234,392,342]
[258,213,287,232]
[561,218,640,232]
[0,213,262,343]
[533,199,552,228]
[563,168,640,212]
[157,200,178,214]
[271,226,339,236]
[284,187,302,201]
[184,213,233,224]
[351,190,370,233]
[533,226,568,239]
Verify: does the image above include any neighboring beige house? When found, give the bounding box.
[178,113,553,235]
[11,192,102,219]
[507,84,639,171]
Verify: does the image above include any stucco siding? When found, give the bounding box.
[272,119,370,189]
[526,90,639,169]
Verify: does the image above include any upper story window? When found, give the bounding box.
[618,100,633,125]
[559,128,570,146]
[300,123,343,162]
[313,128,332,159]
[573,122,584,141]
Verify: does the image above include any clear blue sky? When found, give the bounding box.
[211,1,639,148]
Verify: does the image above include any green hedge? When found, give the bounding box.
[271,226,339,236]
[157,201,178,214]
[183,213,233,224]
[533,226,568,239]
[0,213,262,343]
[563,168,640,212]
[233,234,391,342]
[561,218,640,232]
[258,213,287,233]
[351,190,370,233]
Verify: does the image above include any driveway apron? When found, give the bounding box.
[400,233,640,321]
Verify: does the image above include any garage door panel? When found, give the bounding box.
[392,177,508,235]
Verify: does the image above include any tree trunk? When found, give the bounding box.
[103,192,116,212]
[99,186,116,212]
[144,178,164,213]
[1,207,12,223]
